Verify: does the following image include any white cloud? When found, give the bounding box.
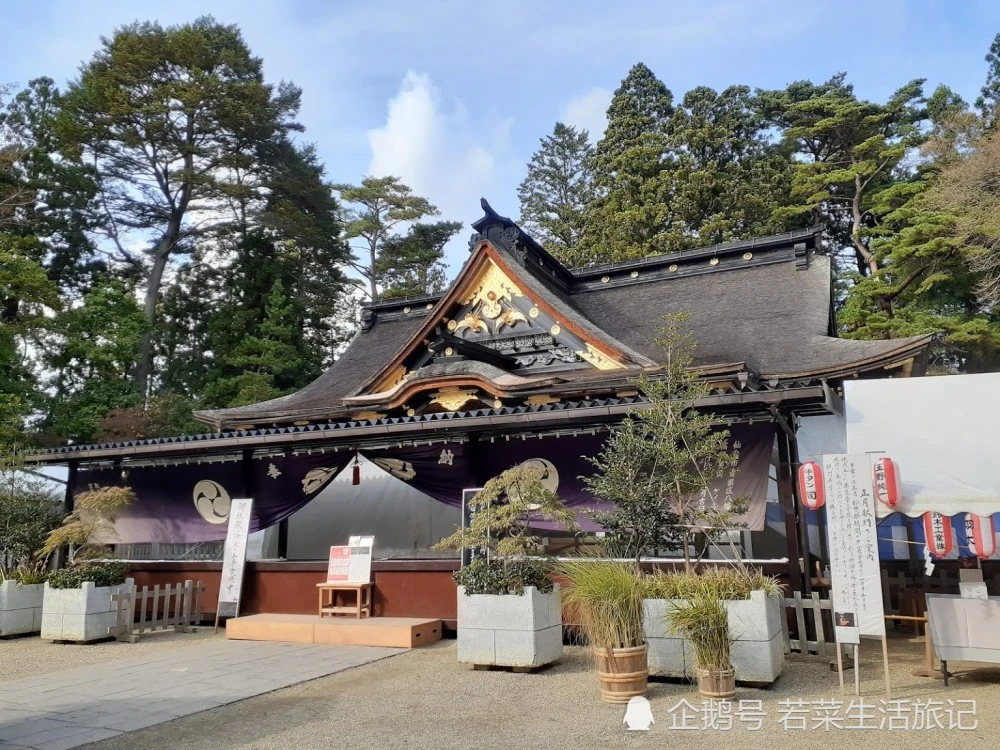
[366,71,517,270]
[561,87,612,142]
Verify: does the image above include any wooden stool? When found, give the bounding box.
[316,582,372,619]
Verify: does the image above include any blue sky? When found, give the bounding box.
[4,0,1000,269]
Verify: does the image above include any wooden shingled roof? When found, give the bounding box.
[192,201,933,432]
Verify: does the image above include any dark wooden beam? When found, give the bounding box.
[776,427,806,594]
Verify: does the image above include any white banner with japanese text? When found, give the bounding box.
[217,497,253,619]
[823,454,886,644]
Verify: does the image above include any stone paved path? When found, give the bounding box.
[0,639,401,750]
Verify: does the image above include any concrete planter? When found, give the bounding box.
[644,590,785,685]
[41,579,130,643]
[0,581,45,637]
[456,584,562,668]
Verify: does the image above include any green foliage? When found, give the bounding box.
[977,32,1000,130]
[434,464,578,559]
[584,315,747,571]
[518,122,595,265]
[47,561,128,589]
[336,176,443,301]
[579,63,675,264]
[452,558,554,596]
[558,559,646,651]
[0,454,63,578]
[376,221,460,299]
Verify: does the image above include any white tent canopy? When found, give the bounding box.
[845,373,1000,517]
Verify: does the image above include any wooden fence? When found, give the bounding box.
[110,580,205,642]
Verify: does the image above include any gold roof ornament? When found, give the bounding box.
[353,411,387,422]
[576,343,625,371]
[525,394,560,407]
[428,387,479,412]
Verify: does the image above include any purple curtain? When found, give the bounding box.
[361,442,474,508]
[79,451,352,543]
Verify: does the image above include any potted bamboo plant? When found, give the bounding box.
[433,464,578,669]
[559,559,648,704]
[668,589,736,698]
[39,485,135,642]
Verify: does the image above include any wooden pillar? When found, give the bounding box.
[277,519,289,559]
[64,461,78,514]
[786,422,814,595]
[777,426,806,594]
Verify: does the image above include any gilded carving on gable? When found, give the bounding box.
[575,342,625,371]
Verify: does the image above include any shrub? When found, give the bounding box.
[667,592,732,671]
[453,558,553,595]
[47,562,128,589]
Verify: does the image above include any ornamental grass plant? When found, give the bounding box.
[558,559,646,651]
[666,590,732,672]
[645,567,779,601]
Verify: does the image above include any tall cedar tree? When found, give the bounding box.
[205,279,304,407]
[580,63,675,264]
[665,85,794,245]
[976,32,1000,130]
[376,221,461,299]
[336,176,440,301]
[59,16,306,398]
[584,315,745,572]
[517,122,595,266]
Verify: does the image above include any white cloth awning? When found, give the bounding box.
[845,373,1000,517]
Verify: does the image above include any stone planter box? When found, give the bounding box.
[40,579,131,643]
[644,590,785,685]
[456,584,562,668]
[0,581,44,637]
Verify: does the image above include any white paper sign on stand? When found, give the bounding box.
[822,454,889,696]
[326,536,375,584]
[215,497,253,630]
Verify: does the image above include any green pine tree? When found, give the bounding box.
[976,32,1000,130]
[517,122,595,265]
[376,221,460,299]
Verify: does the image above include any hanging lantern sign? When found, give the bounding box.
[965,514,997,559]
[873,456,902,509]
[797,461,825,509]
[923,512,953,558]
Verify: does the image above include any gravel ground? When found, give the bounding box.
[0,628,225,682]
[78,635,999,750]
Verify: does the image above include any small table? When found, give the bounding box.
[317,582,372,619]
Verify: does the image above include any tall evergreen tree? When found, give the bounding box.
[665,85,794,245]
[976,32,1000,130]
[59,16,307,397]
[376,221,460,299]
[579,63,675,264]
[517,122,594,265]
[335,176,441,301]
[205,279,303,407]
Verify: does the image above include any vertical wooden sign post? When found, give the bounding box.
[214,497,253,633]
[822,454,891,698]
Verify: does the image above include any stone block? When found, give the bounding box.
[456,585,562,667]
[40,581,127,642]
[0,581,45,637]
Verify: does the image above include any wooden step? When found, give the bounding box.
[226,613,442,649]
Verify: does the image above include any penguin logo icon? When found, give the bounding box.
[623,696,654,731]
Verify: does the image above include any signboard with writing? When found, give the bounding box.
[326,539,374,583]
[215,497,253,624]
[822,454,886,645]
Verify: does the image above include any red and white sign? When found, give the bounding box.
[798,461,825,509]
[872,457,901,509]
[965,514,997,559]
[923,512,954,558]
[326,546,351,582]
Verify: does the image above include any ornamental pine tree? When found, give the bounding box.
[517,122,595,266]
[376,220,460,299]
[584,315,747,573]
